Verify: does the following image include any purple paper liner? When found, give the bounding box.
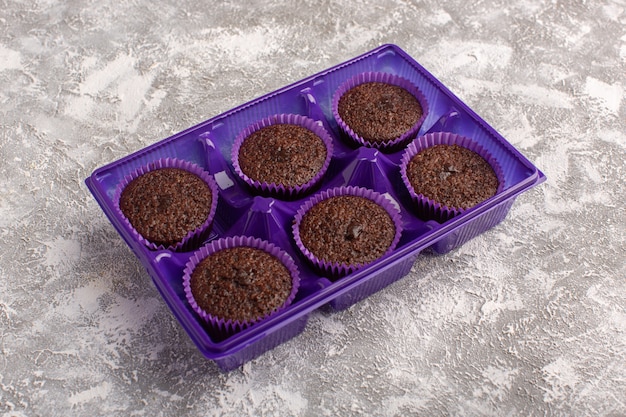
[182,235,301,336]
[399,132,506,223]
[113,158,219,252]
[331,71,429,151]
[292,186,404,277]
[231,113,334,198]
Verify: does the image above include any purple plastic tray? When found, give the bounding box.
[85,44,545,371]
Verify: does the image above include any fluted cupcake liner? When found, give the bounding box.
[113,158,219,252]
[332,71,429,151]
[292,186,403,277]
[400,132,506,223]
[183,235,301,336]
[231,113,334,198]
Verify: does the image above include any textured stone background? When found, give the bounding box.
[1,0,625,416]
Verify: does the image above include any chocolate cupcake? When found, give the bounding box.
[115,158,219,251]
[332,72,428,151]
[400,132,505,222]
[232,114,333,197]
[183,236,300,334]
[293,186,403,276]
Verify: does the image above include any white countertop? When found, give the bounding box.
[1,0,625,415]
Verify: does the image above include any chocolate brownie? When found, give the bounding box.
[189,246,293,322]
[406,144,499,209]
[298,195,396,266]
[119,168,212,247]
[237,124,327,187]
[338,82,423,143]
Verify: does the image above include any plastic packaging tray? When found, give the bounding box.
[85,44,545,371]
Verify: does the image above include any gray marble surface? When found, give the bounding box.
[1,0,625,416]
